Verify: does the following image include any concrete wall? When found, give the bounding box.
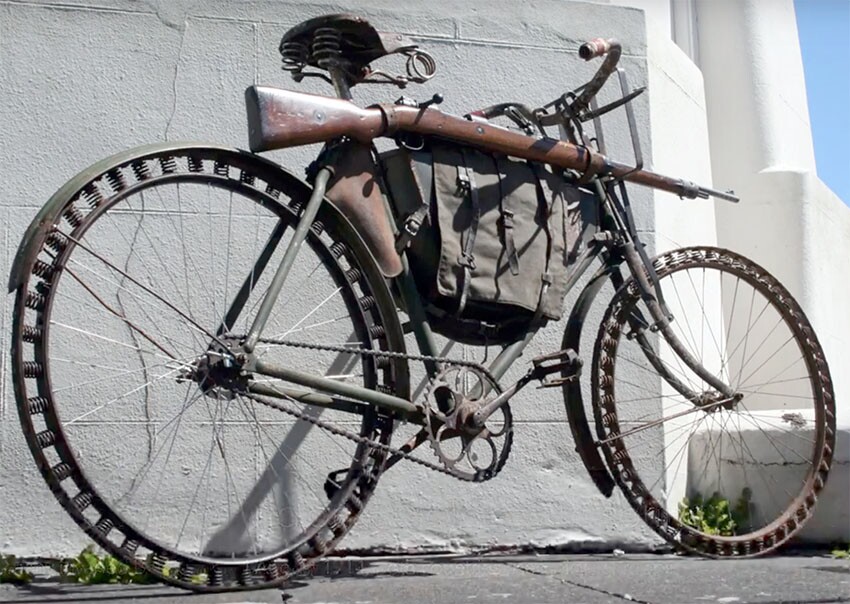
[1,0,846,556]
[0,0,667,556]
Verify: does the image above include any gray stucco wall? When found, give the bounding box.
[0,0,654,555]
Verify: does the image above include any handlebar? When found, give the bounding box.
[573,37,621,113]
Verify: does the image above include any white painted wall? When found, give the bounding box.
[0,0,846,557]
[0,0,662,557]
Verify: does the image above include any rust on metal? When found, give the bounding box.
[325,141,403,277]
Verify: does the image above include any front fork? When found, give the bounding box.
[600,179,738,403]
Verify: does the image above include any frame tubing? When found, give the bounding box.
[244,167,332,352]
[252,358,421,418]
[393,255,442,373]
[247,381,369,416]
[217,218,287,336]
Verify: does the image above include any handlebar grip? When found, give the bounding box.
[579,38,614,61]
[573,37,622,113]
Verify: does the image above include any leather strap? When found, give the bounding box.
[495,157,520,276]
[394,150,434,252]
[455,148,480,315]
[530,163,557,324]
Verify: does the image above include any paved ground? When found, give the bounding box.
[1,553,848,604]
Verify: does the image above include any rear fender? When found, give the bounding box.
[325,141,403,278]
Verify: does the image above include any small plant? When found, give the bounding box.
[0,555,34,585]
[48,546,208,586]
[678,488,751,536]
[3,546,209,587]
[830,545,850,559]
[52,546,153,585]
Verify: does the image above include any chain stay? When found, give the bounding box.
[246,335,503,481]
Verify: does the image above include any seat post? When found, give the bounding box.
[329,67,353,101]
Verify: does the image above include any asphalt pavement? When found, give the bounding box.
[1,553,848,604]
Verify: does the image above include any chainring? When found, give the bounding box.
[423,365,513,481]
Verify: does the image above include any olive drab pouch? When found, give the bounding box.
[381,139,597,344]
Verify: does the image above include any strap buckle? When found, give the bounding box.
[457,169,471,193]
[395,204,430,252]
[458,252,477,270]
[403,215,423,237]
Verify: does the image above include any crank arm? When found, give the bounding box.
[469,372,532,429]
[383,428,430,472]
[469,348,584,429]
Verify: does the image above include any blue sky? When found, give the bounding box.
[795,0,850,205]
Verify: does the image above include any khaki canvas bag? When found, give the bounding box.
[381,139,597,343]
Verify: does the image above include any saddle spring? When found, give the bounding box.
[311,27,344,69]
[280,40,309,73]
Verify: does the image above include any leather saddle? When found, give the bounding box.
[279,14,418,76]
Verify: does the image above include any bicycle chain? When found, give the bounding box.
[253,336,499,383]
[241,336,506,482]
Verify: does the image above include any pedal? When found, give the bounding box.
[531,349,582,388]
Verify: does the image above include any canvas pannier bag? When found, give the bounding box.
[381,139,598,344]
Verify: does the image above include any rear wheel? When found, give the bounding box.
[11,145,408,590]
[592,247,834,556]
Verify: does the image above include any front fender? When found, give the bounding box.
[561,261,625,498]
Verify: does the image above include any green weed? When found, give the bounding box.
[0,555,34,585]
[51,546,153,585]
[830,545,850,559]
[678,488,752,536]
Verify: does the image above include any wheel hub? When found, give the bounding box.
[693,390,738,413]
[182,339,250,400]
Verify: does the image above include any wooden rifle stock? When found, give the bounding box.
[246,86,385,151]
[245,85,726,200]
[245,86,601,174]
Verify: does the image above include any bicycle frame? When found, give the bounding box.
[238,160,732,433]
[242,211,607,422]
[234,58,751,436]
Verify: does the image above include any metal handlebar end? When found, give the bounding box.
[573,38,622,114]
[579,38,614,60]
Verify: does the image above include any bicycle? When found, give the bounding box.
[7,13,835,592]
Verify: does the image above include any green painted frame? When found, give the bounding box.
[241,160,607,425]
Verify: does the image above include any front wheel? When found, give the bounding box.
[592,247,835,556]
[11,145,408,590]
